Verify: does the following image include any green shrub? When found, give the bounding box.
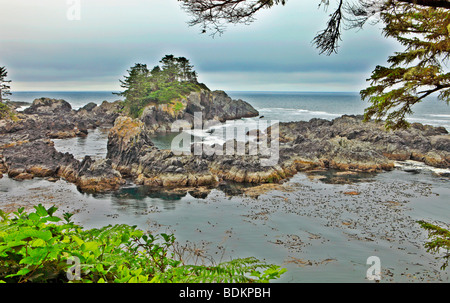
[148,81,201,105]
[173,101,184,113]
[0,204,286,283]
[0,102,16,120]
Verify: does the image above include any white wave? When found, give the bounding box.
[395,160,450,175]
[306,110,340,117]
[428,114,450,118]
[406,117,450,123]
[184,129,210,138]
[258,107,300,111]
[258,107,339,116]
[201,136,226,145]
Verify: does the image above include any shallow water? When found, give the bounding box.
[52,127,110,160]
[1,164,449,282]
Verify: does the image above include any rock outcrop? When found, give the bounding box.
[1,139,124,193]
[104,114,450,190]
[0,93,259,192]
[2,96,449,194]
[107,116,217,188]
[140,90,259,133]
[0,98,122,145]
[277,115,449,170]
[0,98,125,192]
[23,98,72,115]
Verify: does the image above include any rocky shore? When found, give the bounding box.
[0,92,449,193]
[0,90,260,192]
[106,114,449,189]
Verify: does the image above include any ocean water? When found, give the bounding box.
[227,91,450,130]
[3,91,450,283]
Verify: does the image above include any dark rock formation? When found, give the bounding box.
[140,90,259,133]
[24,98,72,115]
[2,96,448,194]
[0,98,125,192]
[278,115,449,170]
[2,140,74,179]
[104,114,450,190]
[0,94,258,192]
[107,116,217,187]
[0,98,122,146]
[76,156,125,192]
[1,139,124,193]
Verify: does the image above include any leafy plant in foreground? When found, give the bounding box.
[0,204,286,283]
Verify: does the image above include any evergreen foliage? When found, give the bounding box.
[178,0,450,129]
[0,66,12,103]
[361,1,450,129]
[0,102,16,120]
[116,55,204,118]
[418,220,450,270]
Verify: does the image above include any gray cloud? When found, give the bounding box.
[0,0,399,91]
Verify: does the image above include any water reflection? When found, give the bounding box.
[52,127,110,160]
[305,169,378,184]
[115,186,188,201]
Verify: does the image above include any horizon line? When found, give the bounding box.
[11,90,360,94]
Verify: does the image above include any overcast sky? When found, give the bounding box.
[0,0,400,92]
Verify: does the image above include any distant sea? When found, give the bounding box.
[11,91,450,131]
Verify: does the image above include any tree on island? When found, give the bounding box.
[0,66,12,103]
[178,0,450,130]
[115,55,203,118]
[115,63,152,118]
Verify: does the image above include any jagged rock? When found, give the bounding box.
[107,116,217,187]
[0,98,123,146]
[1,139,124,192]
[2,94,449,193]
[105,112,450,190]
[278,115,449,172]
[76,156,125,192]
[78,102,97,112]
[24,98,72,115]
[0,94,258,192]
[140,90,259,132]
[2,140,77,180]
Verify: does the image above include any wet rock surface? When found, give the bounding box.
[0,98,124,192]
[105,114,449,191]
[1,139,123,193]
[0,95,260,193]
[277,115,449,172]
[1,98,449,193]
[140,89,259,133]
